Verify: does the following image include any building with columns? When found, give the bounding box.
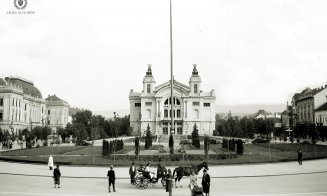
[0,76,70,133]
[129,65,216,136]
[0,76,46,133]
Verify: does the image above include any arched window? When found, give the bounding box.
[164,109,168,118]
[147,84,151,93]
[194,84,198,93]
[164,97,181,106]
[177,109,181,118]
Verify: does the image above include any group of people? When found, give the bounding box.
[189,170,210,196]
[128,161,210,196]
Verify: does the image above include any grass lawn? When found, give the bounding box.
[0,146,87,156]
[1,143,327,166]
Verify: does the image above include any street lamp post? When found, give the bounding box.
[170,0,174,135]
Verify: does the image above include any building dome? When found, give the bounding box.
[5,76,43,98]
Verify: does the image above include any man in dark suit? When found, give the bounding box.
[107,165,116,192]
[129,162,136,185]
[53,165,61,188]
[298,149,303,165]
[202,169,210,196]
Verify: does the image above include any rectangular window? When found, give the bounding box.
[145,102,152,106]
[0,112,3,121]
[25,104,27,111]
[163,127,168,135]
[204,103,210,107]
[48,110,51,115]
[13,99,15,106]
[0,98,3,106]
[134,103,141,107]
[193,102,200,106]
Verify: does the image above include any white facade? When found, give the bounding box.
[0,77,70,133]
[0,77,46,133]
[45,94,70,131]
[129,65,216,136]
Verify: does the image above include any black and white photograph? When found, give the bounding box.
[1,0,327,195]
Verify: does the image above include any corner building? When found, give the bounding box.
[129,65,216,136]
[0,76,46,132]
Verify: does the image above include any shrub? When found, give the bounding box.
[135,136,140,155]
[236,139,244,154]
[204,136,210,156]
[144,124,152,149]
[192,124,200,149]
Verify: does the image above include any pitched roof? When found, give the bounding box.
[45,94,63,102]
[315,102,327,112]
[4,77,42,98]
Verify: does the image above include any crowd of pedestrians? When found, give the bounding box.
[46,150,306,196]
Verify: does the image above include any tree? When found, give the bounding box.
[204,136,210,158]
[135,136,140,155]
[236,139,244,154]
[192,124,200,149]
[144,124,152,149]
[90,127,100,141]
[169,134,174,155]
[57,127,66,143]
[42,126,52,140]
[32,126,43,140]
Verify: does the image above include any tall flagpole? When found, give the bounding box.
[170,0,174,135]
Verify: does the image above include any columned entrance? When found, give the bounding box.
[161,121,183,135]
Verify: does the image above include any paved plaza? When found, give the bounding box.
[0,159,327,196]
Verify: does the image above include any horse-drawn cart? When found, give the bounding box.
[134,166,174,189]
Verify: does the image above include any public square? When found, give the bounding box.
[0,159,327,196]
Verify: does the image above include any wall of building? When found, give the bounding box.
[314,88,327,109]
[315,110,327,126]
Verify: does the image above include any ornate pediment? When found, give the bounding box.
[154,80,189,97]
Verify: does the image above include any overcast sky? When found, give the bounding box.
[1,0,327,112]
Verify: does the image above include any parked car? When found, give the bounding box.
[81,140,93,146]
[252,138,269,144]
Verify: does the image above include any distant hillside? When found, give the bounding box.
[93,104,285,118]
[216,104,285,114]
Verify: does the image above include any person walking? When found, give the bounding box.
[107,165,116,192]
[165,168,173,196]
[189,171,198,196]
[48,155,54,170]
[202,169,210,196]
[129,162,136,185]
[53,165,61,188]
[298,149,303,165]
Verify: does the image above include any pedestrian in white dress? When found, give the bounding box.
[48,155,54,170]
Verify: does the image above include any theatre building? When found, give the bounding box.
[129,65,216,136]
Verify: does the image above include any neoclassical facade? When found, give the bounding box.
[45,94,70,131]
[129,65,216,136]
[0,76,70,133]
[0,76,46,133]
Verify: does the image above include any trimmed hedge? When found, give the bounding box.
[102,153,238,162]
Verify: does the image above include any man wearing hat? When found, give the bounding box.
[202,169,210,196]
[129,162,136,185]
[107,165,116,192]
